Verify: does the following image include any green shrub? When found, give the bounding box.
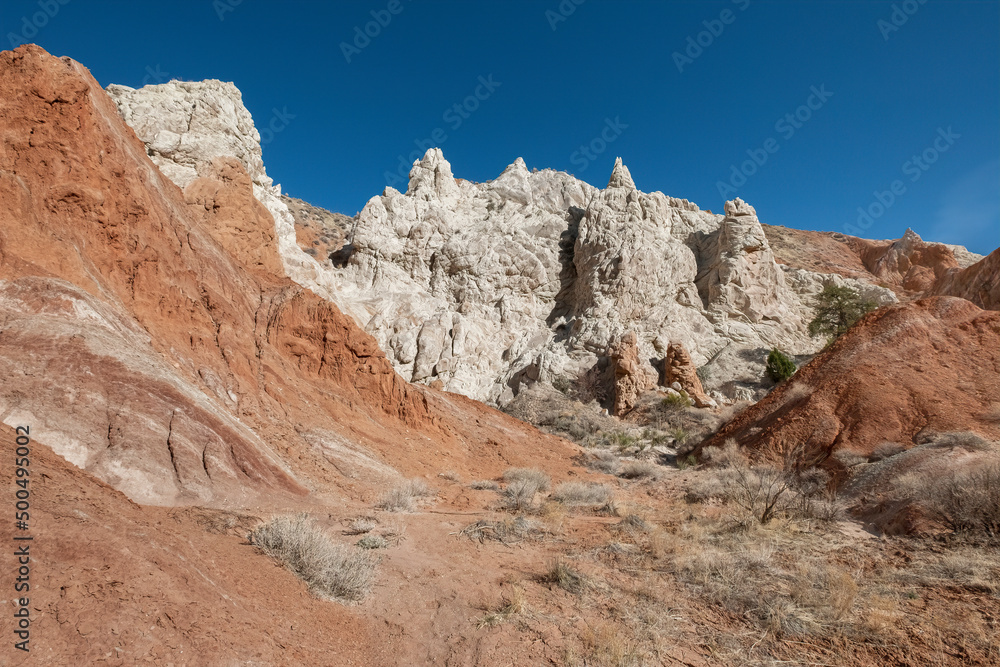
[765,348,797,383]
[662,392,692,410]
[808,285,877,341]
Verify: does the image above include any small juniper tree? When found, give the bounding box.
[808,285,877,341]
[765,348,796,383]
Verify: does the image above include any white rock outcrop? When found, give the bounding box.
[107,79,898,405]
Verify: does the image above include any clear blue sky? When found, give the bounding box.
[3,0,998,254]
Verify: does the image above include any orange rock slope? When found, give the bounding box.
[698,296,1000,471]
[764,224,998,309]
[0,44,579,508]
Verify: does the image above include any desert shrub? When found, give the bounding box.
[588,430,639,451]
[618,460,660,480]
[502,479,541,512]
[585,449,620,475]
[918,430,994,452]
[376,478,432,512]
[469,479,500,491]
[661,392,692,410]
[669,426,689,444]
[502,467,551,492]
[922,462,1000,537]
[765,348,797,383]
[832,449,868,468]
[701,438,745,468]
[249,514,377,602]
[721,463,792,524]
[542,559,585,593]
[345,517,376,535]
[808,284,877,341]
[869,441,906,462]
[551,481,613,506]
[356,534,388,550]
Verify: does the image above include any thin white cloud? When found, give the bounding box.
[928,158,1000,254]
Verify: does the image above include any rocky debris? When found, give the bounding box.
[609,331,656,416]
[2,45,579,505]
[929,248,1000,310]
[698,297,1000,473]
[662,342,714,408]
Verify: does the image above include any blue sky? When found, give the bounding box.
[3,0,998,254]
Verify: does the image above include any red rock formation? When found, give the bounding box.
[929,248,1000,310]
[847,229,958,292]
[0,45,577,505]
[698,297,1000,471]
[662,342,713,408]
[765,224,998,311]
[609,331,655,416]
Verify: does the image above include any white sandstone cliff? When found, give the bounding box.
[106,79,898,406]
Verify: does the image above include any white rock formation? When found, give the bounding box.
[107,79,898,405]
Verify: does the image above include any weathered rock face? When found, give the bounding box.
[108,79,907,406]
[929,248,1000,310]
[663,342,713,408]
[609,331,656,416]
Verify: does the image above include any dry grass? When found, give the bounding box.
[542,559,585,594]
[921,462,1000,537]
[478,584,528,628]
[376,478,433,512]
[586,450,621,475]
[249,514,377,602]
[503,467,552,492]
[618,460,660,480]
[459,516,545,544]
[552,482,613,506]
[469,479,500,491]
[501,478,542,512]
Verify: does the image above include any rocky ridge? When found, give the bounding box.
[106,80,908,407]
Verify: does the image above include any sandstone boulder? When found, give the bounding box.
[662,342,714,408]
[609,332,656,416]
